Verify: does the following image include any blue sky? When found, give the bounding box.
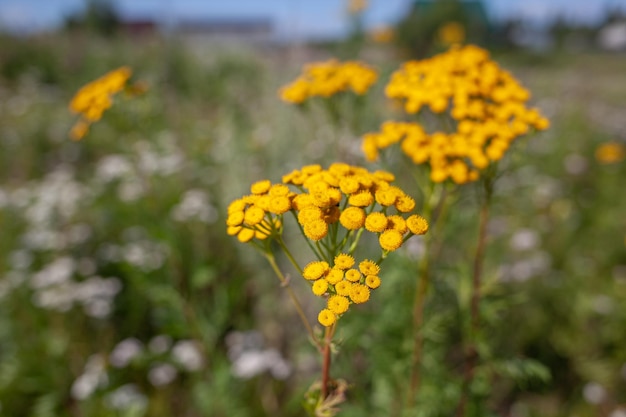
[1,0,625,37]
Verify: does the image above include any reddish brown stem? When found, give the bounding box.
[321,324,335,399]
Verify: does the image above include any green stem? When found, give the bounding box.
[455,177,493,417]
[263,252,317,345]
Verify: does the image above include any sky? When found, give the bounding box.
[1,0,626,38]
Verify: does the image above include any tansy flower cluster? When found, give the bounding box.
[226,163,429,326]
[281,163,428,252]
[279,60,378,104]
[362,45,550,184]
[68,66,133,140]
[305,254,381,327]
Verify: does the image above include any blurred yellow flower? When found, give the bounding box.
[348,0,368,14]
[279,60,378,104]
[370,26,395,44]
[595,142,625,164]
[363,45,550,184]
[68,66,134,140]
[438,22,465,46]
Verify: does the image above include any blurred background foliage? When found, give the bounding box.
[1,0,626,416]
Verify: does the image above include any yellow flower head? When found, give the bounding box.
[303,261,330,280]
[318,309,337,327]
[304,219,329,241]
[379,229,404,252]
[407,214,429,235]
[327,295,350,315]
[339,206,366,230]
[359,259,380,276]
[335,281,353,296]
[326,268,345,285]
[349,284,370,304]
[345,268,362,282]
[365,275,381,289]
[334,253,355,270]
[312,279,329,296]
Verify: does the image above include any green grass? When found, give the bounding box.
[0,33,625,417]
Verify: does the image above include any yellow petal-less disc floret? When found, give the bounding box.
[379,229,404,251]
[359,259,381,276]
[407,214,429,235]
[334,253,355,270]
[335,281,353,296]
[318,309,337,327]
[303,261,330,280]
[349,284,370,304]
[303,219,329,241]
[312,279,329,296]
[250,179,272,195]
[339,207,366,230]
[327,295,350,315]
[365,212,388,233]
[345,269,362,282]
[326,268,345,285]
[365,275,381,289]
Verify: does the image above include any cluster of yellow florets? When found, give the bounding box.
[226,163,429,326]
[68,66,133,140]
[305,254,381,327]
[279,60,378,104]
[281,163,428,252]
[226,180,289,243]
[362,45,550,184]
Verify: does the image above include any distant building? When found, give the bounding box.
[120,19,158,37]
[175,18,274,45]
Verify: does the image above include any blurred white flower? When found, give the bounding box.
[591,295,614,315]
[148,363,178,386]
[171,189,217,224]
[31,257,75,289]
[104,384,148,411]
[149,335,173,354]
[583,382,606,405]
[225,330,291,380]
[8,250,33,270]
[172,340,205,371]
[96,155,133,183]
[231,349,291,380]
[110,338,143,368]
[609,409,626,417]
[71,354,108,400]
[564,154,588,176]
[510,229,541,252]
[118,178,145,202]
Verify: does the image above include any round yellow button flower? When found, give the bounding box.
[359,259,380,276]
[250,179,271,195]
[303,261,330,280]
[365,212,388,233]
[303,219,329,241]
[365,275,381,289]
[339,206,366,230]
[334,253,355,270]
[312,279,329,296]
[349,284,370,304]
[327,295,350,315]
[326,268,344,285]
[345,269,362,282]
[407,214,429,235]
[379,229,404,251]
[318,309,337,327]
[335,281,353,296]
